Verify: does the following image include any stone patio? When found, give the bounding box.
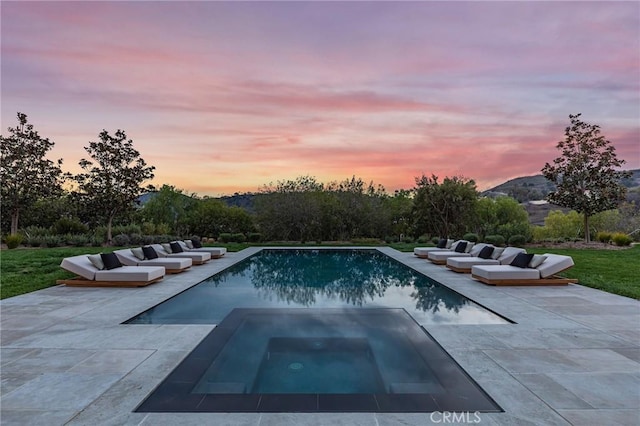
[1,247,638,425]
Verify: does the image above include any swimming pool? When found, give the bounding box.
[126,249,509,325]
[136,308,502,413]
[132,249,506,413]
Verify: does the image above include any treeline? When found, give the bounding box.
[2,112,637,247]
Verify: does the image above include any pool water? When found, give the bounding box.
[135,309,503,413]
[126,249,508,325]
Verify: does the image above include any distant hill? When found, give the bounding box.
[483,169,640,203]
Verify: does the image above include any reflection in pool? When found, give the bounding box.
[126,249,509,325]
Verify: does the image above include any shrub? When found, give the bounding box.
[89,236,103,247]
[53,217,88,235]
[112,233,130,246]
[25,235,44,247]
[22,225,49,237]
[611,232,632,246]
[141,222,156,235]
[416,235,430,244]
[463,233,479,242]
[596,231,612,243]
[142,235,154,245]
[384,236,395,244]
[5,234,23,249]
[431,237,440,245]
[248,233,262,242]
[508,234,527,247]
[66,234,91,247]
[42,235,63,247]
[232,233,246,243]
[128,233,144,245]
[402,236,414,243]
[218,233,233,243]
[485,234,505,246]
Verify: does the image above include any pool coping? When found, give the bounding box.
[1,246,638,425]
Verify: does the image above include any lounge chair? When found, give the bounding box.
[427,241,480,265]
[414,239,456,258]
[446,246,525,273]
[150,243,211,265]
[57,254,165,287]
[179,240,227,258]
[471,253,578,286]
[114,248,192,274]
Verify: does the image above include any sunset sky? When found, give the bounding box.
[2,1,639,197]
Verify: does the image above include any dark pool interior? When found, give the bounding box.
[136,308,503,413]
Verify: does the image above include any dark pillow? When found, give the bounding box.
[170,242,183,253]
[142,246,158,260]
[191,239,202,249]
[510,253,535,268]
[478,246,495,259]
[100,252,122,270]
[436,238,447,249]
[454,241,467,253]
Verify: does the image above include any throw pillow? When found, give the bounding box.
[101,252,122,270]
[445,239,455,249]
[185,240,194,249]
[490,247,505,260]
[478,246,495,259]
[170,242,183,253]
[510,253,534,268]
[161,243,172,253]
[436,238,447,249]
[529,254,548,268]
[131,247,145,260]
[142,246,158,260]
[87,254,104,270]
[454,241,467,253]
[464,242,475,253]
[192,239,202,248]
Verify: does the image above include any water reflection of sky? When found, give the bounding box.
[128,249,509,325]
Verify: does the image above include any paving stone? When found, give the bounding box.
[546,372,640,409]
[557,408,640,425]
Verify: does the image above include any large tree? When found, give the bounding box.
[0,112,66,235]
[412,175,478,238]
[73,129,155,244]
[542,114,630,242]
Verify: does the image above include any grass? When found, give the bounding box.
[1,243,638,300]
[526,246,640,299]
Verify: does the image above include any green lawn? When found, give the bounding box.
[1,244,638,300]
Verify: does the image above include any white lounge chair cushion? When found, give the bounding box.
[131,247,145,260]
[528,255,547,269]
[472,254,574,280]
[490,247,505,259]
[61,255,164,281]
[87,254,104,271]
[428,251,471,261]
[447,256,500,269]
[537,254,574,278]
[114,249,191,269]
[464,242,475,253]
[191,247,227,257]
[161,243,173,253]
[497,247,526,264]
[472,265,541,280]
[414,247,445,256]
[184,240,194,249]
[469,243,488,256]
[151,244,211,262]
[95,266,164,282]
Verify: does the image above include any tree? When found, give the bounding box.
[412,175,478,238]
[138,185,198,235]
[0,112,66,235]
[542,114,631,242]
[73,129,155,244]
